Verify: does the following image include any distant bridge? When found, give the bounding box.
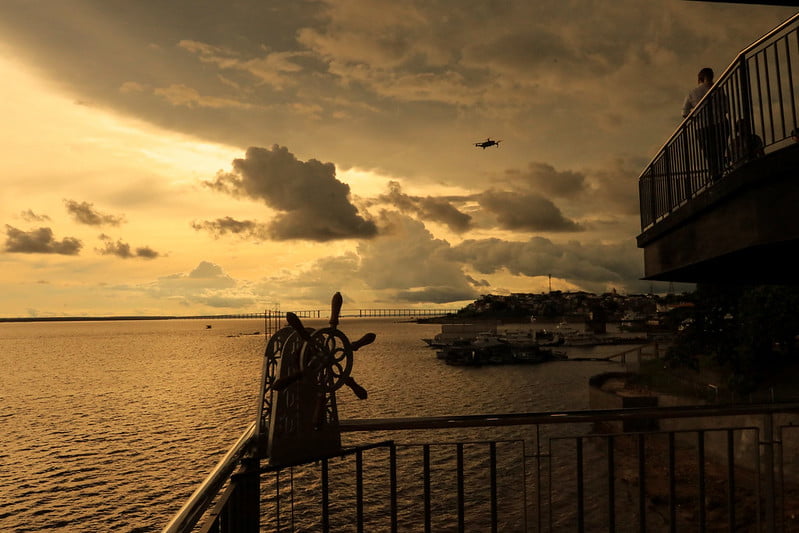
[182,308,458,320]
[0,308,460,324]
[182,310,322,320]
[356,308,457,317]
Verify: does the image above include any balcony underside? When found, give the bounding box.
[637,145,799,284]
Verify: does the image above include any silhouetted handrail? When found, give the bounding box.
[162,422,256,533]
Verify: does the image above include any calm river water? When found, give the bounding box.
[1,317,624,532]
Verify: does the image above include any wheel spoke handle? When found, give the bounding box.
[330,292,343,329]
[351,333,376,351]
[344,376,368,399]
[286,312,313,342]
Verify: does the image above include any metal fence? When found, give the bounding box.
[639,12,799,231]
[164,403,799,532]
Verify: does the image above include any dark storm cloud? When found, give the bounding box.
[492,157,644,225]
[465,274,491,288]
[0,0,794,188]
[65,200,125,227]
[96,236,160,259]
[191,217,270,240]
[377,181,472,233]
[4,225,82,255]
[394,285,479,304]
[477,190,582,232]
[206,145,377,241]
[504,163,589,199]
[356,212,478,302]
[20,209,50,222]
[449,237,642,289]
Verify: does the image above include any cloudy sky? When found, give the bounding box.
[0,1,795,318]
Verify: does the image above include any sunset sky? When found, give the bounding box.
[1,1,796,318]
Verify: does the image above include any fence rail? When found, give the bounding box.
[164,403,799,533]
[639,12,799,231]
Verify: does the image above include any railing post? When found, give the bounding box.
[762,413,777,532]
[680,133,692,202]
[664,146,674,211]
[232,457,261,533]
[738,55,754,156]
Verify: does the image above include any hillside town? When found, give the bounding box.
[450,290,693,332]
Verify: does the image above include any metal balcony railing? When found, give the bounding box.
[639,12,799,231]
[163,403,799,533]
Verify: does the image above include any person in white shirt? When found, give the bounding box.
[682,67,730,181]
[683,67,714,118]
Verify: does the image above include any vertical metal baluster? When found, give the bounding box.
[681,132,691,204]
[755,427,763,532]
[322,458,330,533]
[775,38,787,138]
[783,33,797,132]
[548,435,554,532]
[577,437,584,532]
[756,53,767,145]
[607,436,615,533]
[457,443,465,532]
[688,122,699,194]
[290,467,296,531]
[522,439,529,532]
[390,443,398,533]
[726,69,752,168]
[665,146,673,213]
[698,431,706,532]
[490,442,498,533]
[639,172,649,227]
[763,414,776,532]
[638,434,647,533]
[650,163,658,222]
[536,424,543,532]
[275,470,281,533]
[727,429,736,532]
[668,432,676,533]
[765,44,776,143]
[739,56,754,163]
[778,425,786,533]
[356,449,364,533]
[423,444,432,533]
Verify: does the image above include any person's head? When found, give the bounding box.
[698,67,714,85]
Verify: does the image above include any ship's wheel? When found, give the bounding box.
[260,292,375,464]
[274,292,373,400]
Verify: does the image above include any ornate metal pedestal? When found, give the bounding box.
[255,292,375,466]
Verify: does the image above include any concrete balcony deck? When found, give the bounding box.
[637,143,799,283]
